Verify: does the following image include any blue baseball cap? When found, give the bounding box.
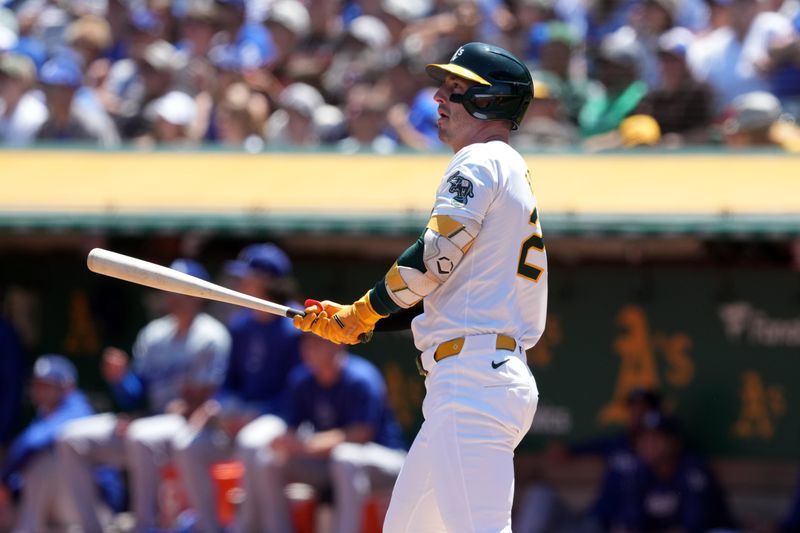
[209,43,241,71]
[39,54,83,87]
[33,354,77,387]
[11,36,47,69]
[130,8,162,34]
[225,243,292,278]
[170,259,210,281]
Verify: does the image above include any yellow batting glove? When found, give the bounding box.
[296,293,386,344]
[292,303,327,333]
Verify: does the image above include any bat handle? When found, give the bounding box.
[301,299,373,344]
[285,307,306,318]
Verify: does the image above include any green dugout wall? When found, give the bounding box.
[2,247,797,459]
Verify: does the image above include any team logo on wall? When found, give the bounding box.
[447,172,474,207]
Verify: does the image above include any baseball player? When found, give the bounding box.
[295,42,545,532]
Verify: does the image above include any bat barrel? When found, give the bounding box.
[87,248,304,318]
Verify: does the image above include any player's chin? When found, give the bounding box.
[436,122,448,142]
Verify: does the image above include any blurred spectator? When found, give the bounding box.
[266,81,325,146]
[0,52,46,146]
[0,8,17,51]
[172,243,302,533]
[637,27,714,145]
[322,14,391,102]
[263,0,311,71]
[373,51,429,107]
[63,14,111,73]
[514,70,579,149]
[177,0,218,60]
[401,0,483,64]
[195,43,247,142]
[312,103,347,143]
[0,314,24,446]
[137,89,198,146]
[687,0,795,113]
[592,412,736,533]
[387,86,444,150]
[583,0,639,47]
[95,8,162,120]
[35,52,119,146]
[722,90,791,147]
[579,31,648,138]
[380,0,433,45]
[111,39,187,139]
[526,21,587,120]
[214,0,275,69]
[57,259,231,533]
[764,10,800,118]
[611,0,678,89]
[248,333,406,533]
[338,82,397,153]
[1,355,122,533]
[513,0,561,58]
[214,81,267,150]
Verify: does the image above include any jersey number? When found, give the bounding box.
[517,207,544,282]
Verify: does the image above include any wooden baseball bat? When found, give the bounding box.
[86,248,306,318]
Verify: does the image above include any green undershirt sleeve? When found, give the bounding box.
[369,232,427,316]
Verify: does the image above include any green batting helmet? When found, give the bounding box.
[426,42,534,130]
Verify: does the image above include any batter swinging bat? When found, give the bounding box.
[87,248,306,318]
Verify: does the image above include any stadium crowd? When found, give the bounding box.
[0,0,799,151]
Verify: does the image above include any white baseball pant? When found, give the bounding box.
[383,334,538,533]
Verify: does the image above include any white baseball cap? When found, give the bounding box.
[152,91,197,126]
[279,82,324,117]
[266,0,311,38]
[348,15,390,49]
[728,91,782,132]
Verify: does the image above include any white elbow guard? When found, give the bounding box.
[382,215,480,309]
[423,215,480,283]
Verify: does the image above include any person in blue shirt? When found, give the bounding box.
[592,411,736,533]
[172,243,304,533]
[242,332,406,533]
[1,354,121,533]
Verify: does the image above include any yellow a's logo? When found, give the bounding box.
[599,305,694,425]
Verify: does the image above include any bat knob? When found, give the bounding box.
[358,331,373,344]
[304,299,324,314]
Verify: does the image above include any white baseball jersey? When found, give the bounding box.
[411,140,548,352]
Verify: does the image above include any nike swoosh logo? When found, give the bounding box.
[491,358,511,369]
